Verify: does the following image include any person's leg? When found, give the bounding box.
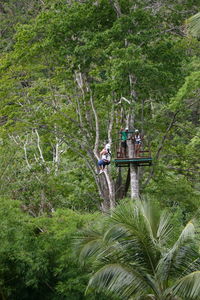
[98,160,107,174]
[103,161,110,171]
[121,141,127,157]
[124,141,127,157]
[121,142,125,157]
[135,144,139,157]
[98,160,103,171]
[102,161,107,171]
[137,144,141,157]
[135,143,141,157]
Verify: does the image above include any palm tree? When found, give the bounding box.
[187,12,200,38]
[76,200,200,300]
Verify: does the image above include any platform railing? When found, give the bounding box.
[116,145,151,159]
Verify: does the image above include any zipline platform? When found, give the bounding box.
[114,130,152,168]
[114,150,152,167]
[114,157,152,167]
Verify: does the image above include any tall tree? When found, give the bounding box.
[0,0,199,211]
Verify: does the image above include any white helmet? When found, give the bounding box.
[135,129,139,132]
[105,143,110,150]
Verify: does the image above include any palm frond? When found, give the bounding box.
[75,225,107,265]
[187,12,200,38]
[75,200,200,299]
[78,238,104,265]
[109,201,160,274]
[110,200,136,228]
[103,224,129,243]
[136,199,173,247]
[171,221,195,252]
[156,221,196,281]
[157,246,199,284]
[172,271,200,299]
[86,263,155,299]
[156,211,173,247]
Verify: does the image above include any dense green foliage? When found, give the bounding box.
[76,199,200,299]
[0,197,103,299]
[0,0,200,298]
[0,0,200,210]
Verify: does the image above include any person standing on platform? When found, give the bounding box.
[133,129,142,157]
[120,127,129,158]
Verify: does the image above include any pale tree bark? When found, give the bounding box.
[24,137,31,169]
[35,129,51,174]
[90,90,115,210]
[127,113,140,199]
[68,0,140,206]
[35,129,45,163]
[126,66,140,199]
[42,66,140,208]
[90,92,100,159]
[117,0,140,200]
[74,70,116,211]
[103,105,115,210]
[130,164,139,198]
[94,103,116,211]
[52,125,64,176]
[109,0,122,17]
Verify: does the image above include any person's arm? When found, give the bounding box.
[131,134,135,141]
[100,149,107,155]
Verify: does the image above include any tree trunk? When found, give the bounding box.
[104,170,115,209]
[98,170,115,211]
[130,164,139,199]
[127,124,139,199]
[115,167,124,200]
[124,167,130,197]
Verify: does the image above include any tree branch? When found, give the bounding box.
[90,91,100,159]
[143,110,179,187]
[24,137,31,169]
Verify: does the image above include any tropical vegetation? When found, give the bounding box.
[0,0,200,299]
[77,200,200,300]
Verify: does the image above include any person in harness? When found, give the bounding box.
[133,129,142,157]
[98,143,111,174]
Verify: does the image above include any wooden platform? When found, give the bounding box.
[114,157,152,167]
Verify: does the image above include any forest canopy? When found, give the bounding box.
[0,0,200,299]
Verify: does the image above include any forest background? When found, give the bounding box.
[0,0,200,299]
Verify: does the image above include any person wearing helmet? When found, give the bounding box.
[133,129,142,157]
[120,127,129,158]
[98,142,111,174]
[105,143,110,151]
